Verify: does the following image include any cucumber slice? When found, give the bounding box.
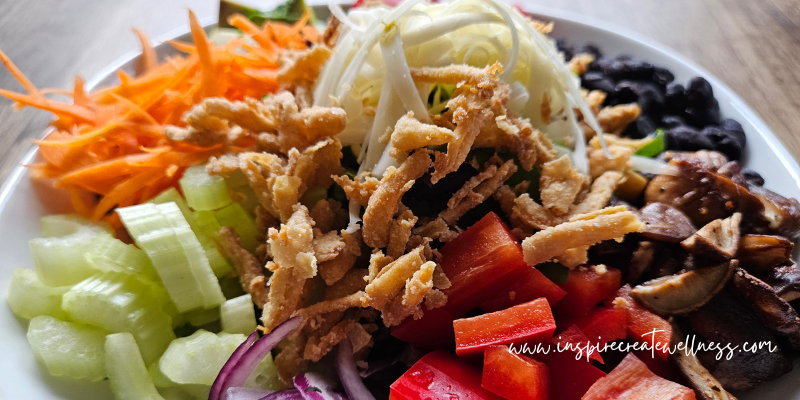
[118,202,225,312]
[27,315,107,381]
[62,271,176,364]
[184,306,220,327]
[220,294,257,335]
[105,332,165,400]
[179,165,232,211]
[30,216,112,286]
[6,268,69,320]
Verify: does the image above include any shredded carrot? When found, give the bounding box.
[0,9,319,228]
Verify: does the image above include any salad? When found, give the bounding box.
[3,0,800,399]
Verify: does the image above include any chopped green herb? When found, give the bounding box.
[537,262,570,284]
[634,128,665,158]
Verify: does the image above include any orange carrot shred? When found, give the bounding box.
[132,28,159,74]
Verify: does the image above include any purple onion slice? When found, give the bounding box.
[260,389,305,400]
[225,387,273,400]
[293,372,345,400]
[210,331,259,400]
[336,339,376,400]
[210,317,303,400]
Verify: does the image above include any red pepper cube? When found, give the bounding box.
[552,325,604,363]
[479,266,567,312]
[439,212,530,316]
[390,306,457,350]
[553,265,622,316]
[545,351,607,400]
[390,350,502,400]
[558,307,628,348]
[582,353,696,400]
[609,285,672,361]
[482,345,549,400]
[454,297,556,357]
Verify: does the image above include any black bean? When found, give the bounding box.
[582,71,616,94]
[664,83,686,114]
[702,125,745,160]
[665,125,715,151]
[624,115,657,139]
[556,39,574,61]
[652,67,675,87]
[612,80,665,113]
[742,168,765,187]
[613,80,640,104]
[661,115,687,128]
[684,77,721,127]
[720,118,747,147]
[603,58,655,80]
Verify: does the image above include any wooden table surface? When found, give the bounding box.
[1,0,798,186]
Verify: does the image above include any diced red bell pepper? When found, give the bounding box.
[608,285,672,361]
[482,345,549,400]
[544,351,607,400]
[439,212,530,315]
[392,213,529,349]
[479,266,567,312]
[454,298,556,357]
[390,306,457,350]
[632,350,683,383]
[553,325,604,363]
[582,353,696,400]
[552,265,622,316]
[558,307,628,348]
[390,350,502,400]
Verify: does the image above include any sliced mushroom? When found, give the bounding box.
[762,263,800,302]
[645,160,765,228]
[731,268,800,349]
[737,234,794,274]
[670,323,738,400]
[628,241,657,284]
[681,213,741,260]
[632,260,737,315]
[639,202,697,242]
[687,290,792,391]
[748,184,800,240]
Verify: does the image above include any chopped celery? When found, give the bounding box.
[219,275,247,299]
[105,332,165,400]
[179,165,232,211]
[300,186,328,208]
[220,294,257,335]
[30,216,112,286]
[246,349,281,391]
[184,307,220,327]
[158,330,247,398]
[214,203,259,253]
[157,387,197,400]
[85,234,160,282]
[6,268,69,320]
[229,184,260,216]
[153,188,233,277]
[27,315,107,381]
[118,202,225,312]
[40,214,113,238]
[62,271,176,364]
[192,211,223,240]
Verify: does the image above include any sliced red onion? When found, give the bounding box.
[210,331,259,400]
[226,387,273,400]
[210,317,304,400]
[336,339,376,400]
[293,372,345,400]
[261,389,305,400]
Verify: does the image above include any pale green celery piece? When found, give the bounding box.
[30,220,112,286]
[184,307,220,327]
[148,362,175,388]
[157,387,198,400]
[246,350,281,391]
[219,276,247,299]
[192,211,223,240]
[6,268,69,320]
[214,203,259,253]
[152,187,192,218]
[224,170,249,188]
[62,271,176,365]
[118,202,225,312]
[179,165,232,211]
[300,186,328,209]
[105,332,165,400]
[159,330,247,392]
[229,184,260,217]
[40,214,113,238]
[84,234,160,282]
[27,315,107,381]
[220,294,256,335]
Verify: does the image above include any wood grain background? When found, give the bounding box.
[0,0,798,185]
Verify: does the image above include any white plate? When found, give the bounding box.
[1,5,799,400]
